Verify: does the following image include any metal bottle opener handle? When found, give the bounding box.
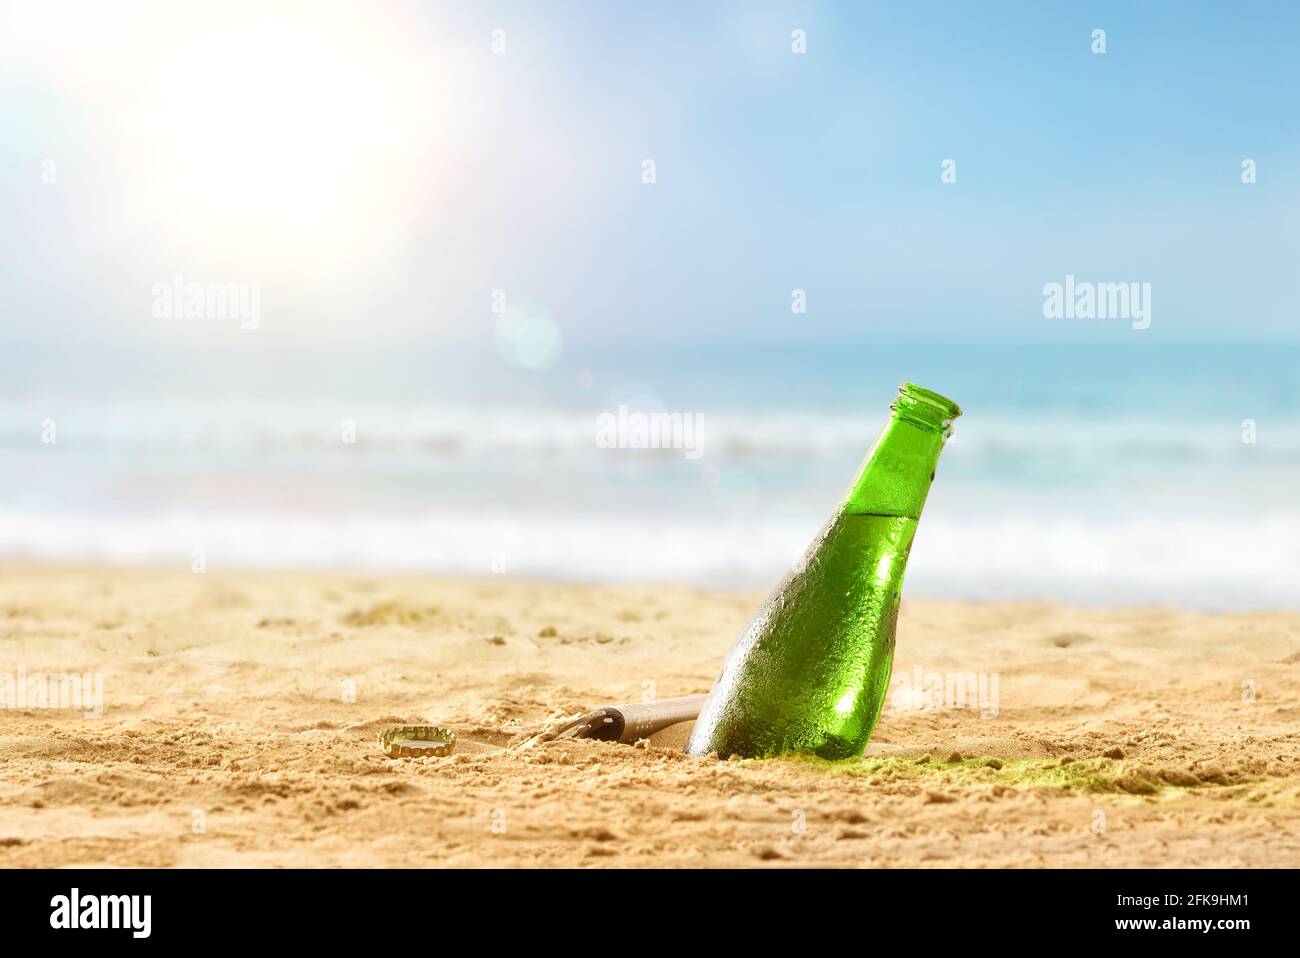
[518,693,708,749]
[574,693,709,743]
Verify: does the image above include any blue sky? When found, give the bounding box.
[2,0,1298,349]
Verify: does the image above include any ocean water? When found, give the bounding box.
[1,339,1297,610]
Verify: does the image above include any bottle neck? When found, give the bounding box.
[841,383,960,519]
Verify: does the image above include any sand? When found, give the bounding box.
[0,562,1298,868]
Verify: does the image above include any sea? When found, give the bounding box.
[2,338,1297,610]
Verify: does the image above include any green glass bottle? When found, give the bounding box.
[685,382,961,760]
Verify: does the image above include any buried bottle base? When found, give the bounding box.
[688,695,889,760]
[700,733,866,762]
[684,512,907,761]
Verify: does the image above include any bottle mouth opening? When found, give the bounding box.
[892,382,962,432]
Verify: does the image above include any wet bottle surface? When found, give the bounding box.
[685,383,961,760]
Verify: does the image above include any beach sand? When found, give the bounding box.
[0,562,1297,868]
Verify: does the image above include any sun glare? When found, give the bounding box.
[18,2,460,276]
[131,11,450,272]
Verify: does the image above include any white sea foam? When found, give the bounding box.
[2,396,1296,466]
[1,506,1296,610]
[3,387,1298,609]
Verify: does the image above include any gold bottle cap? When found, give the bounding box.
[380,725,456,758]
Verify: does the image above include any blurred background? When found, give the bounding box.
[2,1,1298,609]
